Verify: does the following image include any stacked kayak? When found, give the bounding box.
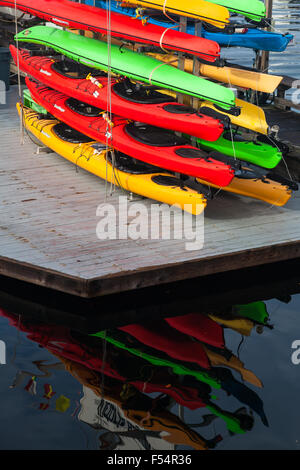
[17,103,207,214]
[90,0,293,52]
[10,46,225,141]
[11,0,297,211]
[15,26,237,112]
[0,0,221,62]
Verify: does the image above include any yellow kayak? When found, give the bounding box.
[199,98,269,135]
[121,0,229,28]
[150,53,283,94]
[197,175,292,207]
[17,104,207,215]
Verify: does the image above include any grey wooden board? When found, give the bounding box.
[0,86,300,297]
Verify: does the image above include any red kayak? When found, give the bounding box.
[11,46,224,142]
[119,322,211,370]
[1,0,220,62]
[165,313,225,349]
[26,78,235,186]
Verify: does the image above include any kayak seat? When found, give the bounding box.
[152,175,187,188]
[175,147,209,159]
[52,60,104,79]
[125,123,188,147]
[66,98,103,117]
[105,150,168,175]
[113,81,176,104]
[52,123,94,143]
[163,104,197,115]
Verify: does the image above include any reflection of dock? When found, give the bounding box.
[1,87,300,298]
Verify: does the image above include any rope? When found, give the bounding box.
[159,25,178,53]
[14,0,24,145]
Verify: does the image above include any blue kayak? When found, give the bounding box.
[86,0,293,52]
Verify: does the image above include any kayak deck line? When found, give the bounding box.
[1,86,300,298]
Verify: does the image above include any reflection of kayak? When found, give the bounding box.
[147,52,283,94]
[92,0,293,52]
[26,78,235,186]
[59,356,215,450]
[233,301,270,325]
[165,313,224,348]
[92,330,221,389]
[16,26,236,111]
[18,104,207,215]
[120,321,211,369]
[0,0,221,61]
[196,132,282,170]
[10,46,224,142]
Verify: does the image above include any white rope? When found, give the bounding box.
[148,61,170,85]
[159,25,178,53]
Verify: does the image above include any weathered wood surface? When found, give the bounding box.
[0,87,300,297]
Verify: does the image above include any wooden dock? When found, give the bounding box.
[1,86,300,298]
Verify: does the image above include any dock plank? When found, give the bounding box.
[0,86,300,297]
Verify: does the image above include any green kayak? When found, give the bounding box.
[15,26,236,111]
[196,131,282,169]
[92,330,221,389]
[23,88,47,114]
[208,0,266,22]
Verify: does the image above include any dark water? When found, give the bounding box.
[1,1,300,452]
[0,264,300,451]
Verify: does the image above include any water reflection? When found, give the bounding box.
[0,299,275,450]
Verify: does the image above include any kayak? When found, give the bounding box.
[0,0,222,62]
[196,131,283,169]
[26,78,236,186]
[16,26,237,111]
[91,0,293,52]
[18,103,207,214]
[115,0,230,27]
[10,46,225,142]
[196,175,293,207]
[147,52,283,94]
